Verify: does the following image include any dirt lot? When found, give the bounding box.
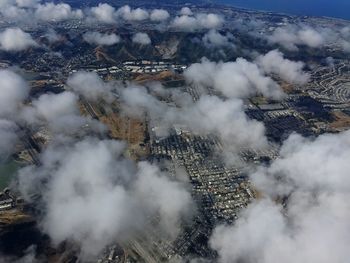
[0,209,33,226]
[134,70,184,85]
[329,111,350,131]
[80,101,149,159]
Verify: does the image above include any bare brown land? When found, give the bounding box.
[0,209,33,226]
[279,81,295,94]
[134,70,183,84]
[95,47,116,63]
[80,101,149,159]
[329,111,350,131]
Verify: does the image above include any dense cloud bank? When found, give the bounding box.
[211,130,350,263]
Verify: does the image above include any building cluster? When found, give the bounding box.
[147,128,259,259]
[307,60,350,109]
[70,65,123,76]
[0,189,23,211]
[96,245,126,263]
[68,60,187,80]
[123,60,187,73]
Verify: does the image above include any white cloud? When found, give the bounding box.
[31,91,79,122]
[0,5,32,22]
[116,5,149,21]
[172,13,224,32]
[0,69,29,116]
[118,85,268,154]
[341,40,350,53]
[256,50,310,85]
[298,28,325,47]
[196,13,224,30]
[21,91,105,134]
[35,2,83,22]
[89,3,116,24]
[181,96,268,150]
[268,26,325,51]
[88,4,151,24]
[83,31,120,46]
[44,29,61,43]
[210,199,285,263]
[268,27,301,51]
[252,131,350,196]
[132,32,151,45]
[184,58,284,100]
[115,55,287,155]
[15,0,39,8]
[180,7,193,16]
[171,15,198,31]
[0,1,83,23]
[150,8,169,22]
[202,29,233,47]
[18,138,193,259]
[0,27,37,51]
[211,130,350,263]
[67,71,114,102]
[0,70,28,157]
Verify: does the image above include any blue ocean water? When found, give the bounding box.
[217,0,350,20]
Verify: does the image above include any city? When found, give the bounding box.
[0,0,350,262]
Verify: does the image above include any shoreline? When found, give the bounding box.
[212,1,350,22]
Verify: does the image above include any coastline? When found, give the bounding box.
[213,0,350,22]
